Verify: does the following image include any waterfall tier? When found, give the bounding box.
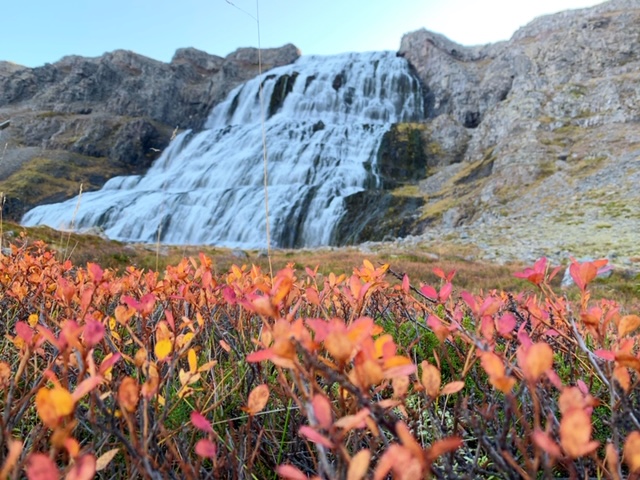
[22,51,425,248]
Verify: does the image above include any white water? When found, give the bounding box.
[22,51,424,248]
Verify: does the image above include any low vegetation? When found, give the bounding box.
[0,227,639,479]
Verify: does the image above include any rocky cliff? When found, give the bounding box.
[0,44,300,219]
[380,0,640,264]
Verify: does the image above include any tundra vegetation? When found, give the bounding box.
[0,227,639,479]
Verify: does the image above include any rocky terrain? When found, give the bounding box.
[385,0,640,267]
[1,0,639,270]
[0,44,300,217]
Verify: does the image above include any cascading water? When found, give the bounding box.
[22,51,425,248]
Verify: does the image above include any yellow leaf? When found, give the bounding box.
[155,339,172,360]
[188,348,197,374]
[28,314,38,327]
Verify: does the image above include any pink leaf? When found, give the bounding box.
[420,285,437,300]
[15,321,34,343]
[594,349,616,361]
[402,274,410,294]
[195,439,217,458]
[191,411,213,433]
[460,291,478,315]
[246,348,275,363]
[439,282,453,302]
[311,394,333,430]
[72,376,103,402]
[99,353,121,374]
[276,464,308,480]
[497,313,517,335]
[87,263,104,284]
[83,320,105,347]
[66,454,96,480]
[299,426,334,448]
[25,453,58,480]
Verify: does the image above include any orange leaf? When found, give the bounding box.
[36,387,74,428]
[0,438,22,479]
[560,408,599,458]
[421,361,441,398]
[618,315,640,338]
[624,431,640,473]
[347,449,371,480]
[426,436,463,463]
[605,442,621,480]
[245,384,270,415]
[532,430,562,458]
[520,342,553,383]
[117,377,139,413]
[481,351,506,379]
[441,381,465,396]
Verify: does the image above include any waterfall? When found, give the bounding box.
[22,51,425,248]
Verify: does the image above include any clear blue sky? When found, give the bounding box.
[3,0,605,67]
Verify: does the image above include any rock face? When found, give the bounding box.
[392,0,640,263]
[0,44,300,219]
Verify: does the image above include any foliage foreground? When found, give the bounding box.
[0,240,639,480]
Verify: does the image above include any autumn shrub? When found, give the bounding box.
[0,239,639,479]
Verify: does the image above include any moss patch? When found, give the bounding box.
[0,153,124,220]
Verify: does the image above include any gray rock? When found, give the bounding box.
[0,44,300,220]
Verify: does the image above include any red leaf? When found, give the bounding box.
[195,439,217,458]
[191,411,213,433]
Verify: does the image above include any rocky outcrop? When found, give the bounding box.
[390,0,640,263]
[0,44,300,219]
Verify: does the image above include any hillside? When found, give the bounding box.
[1,0,639,269]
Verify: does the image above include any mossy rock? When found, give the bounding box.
[333,191,424,245]
[377,123,428,188]
[0,153,125,221]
